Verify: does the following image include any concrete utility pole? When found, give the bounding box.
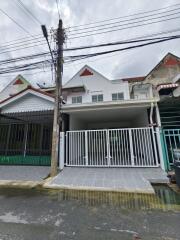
[50,19,64,177]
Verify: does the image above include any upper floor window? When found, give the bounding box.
[72,96,82,104]
[112,92,124,101]
[92,94,103,102]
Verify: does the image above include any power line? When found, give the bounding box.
[0,42,48,55]
[63,28,180,66]
[64,34,180,52]
[0,33,45,45]
[0,39,46,52]
[0,33,179,76]
[65,28,180,51]
[68,11,180,37]
[0,7,35,37]
[0,59,53,75]
[0,69,51,78]
[64,35,180,63]
[68,6,180,33]
[67,3,180,30]
[15,0,42,25]
[0,51,51,66]
[68,15,180,39]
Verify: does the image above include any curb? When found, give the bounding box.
[0,180,43,189]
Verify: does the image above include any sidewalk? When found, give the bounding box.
[0,166,50,188]
[44,167,169,194]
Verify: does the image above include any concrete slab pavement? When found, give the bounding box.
[44,167,169,194]
[0,166,50,188]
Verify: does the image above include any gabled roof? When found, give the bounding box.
[145,52,180,79]
[0,74,31,93]
[0,86,54,105]
[63,65,109,88]
[120,52,180,84]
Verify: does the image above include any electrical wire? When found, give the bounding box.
[68,15,180,39]
[0,42,48,55]
[0,31,180,76]
[68,6,180,33]
[0,7,35,37]
[16,0,42,25]
[67,3,180,30]
[64,28,180,51]
[0,52,51,66]
[0,59,53,74]
[64,34,180,52]
[64,35,180,63]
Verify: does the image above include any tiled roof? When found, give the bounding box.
[0,86,54,104]
[122,76,145,83]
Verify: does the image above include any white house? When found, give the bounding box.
[60,65,161,169]
[0,82,54,166]
[62,65,156,130]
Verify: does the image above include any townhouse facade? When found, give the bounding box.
[0,52,179,171]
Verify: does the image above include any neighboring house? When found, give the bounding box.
[128,53,180,169]
[0,74,31,101]
[0,86,54,165]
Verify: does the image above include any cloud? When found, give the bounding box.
[0,0,180,91]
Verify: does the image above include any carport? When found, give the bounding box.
[0,87,54,166]
[62,100,159,168]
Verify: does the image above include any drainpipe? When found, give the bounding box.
[149,102,154,126]
[155,103,161,127]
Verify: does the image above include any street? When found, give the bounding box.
[0,186,179,240]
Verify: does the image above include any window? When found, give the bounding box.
[72,96,82,104]
[92,94,103,102]
[112,92,124,101]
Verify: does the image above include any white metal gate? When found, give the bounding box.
[65,127,159,167]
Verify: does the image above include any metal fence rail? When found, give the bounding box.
[66,127,158,167]
[163,129,180,165]
[0,123,52,165]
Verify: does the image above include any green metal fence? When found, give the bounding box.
[163,129,180,170]
[0,155,51,166]
[0,122,52,166]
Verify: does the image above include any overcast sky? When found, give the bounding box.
[0,0,180,91]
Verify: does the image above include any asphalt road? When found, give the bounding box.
[0,187,179,240]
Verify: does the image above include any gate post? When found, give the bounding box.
[85,131,88,166]
[106,130,110,166]
[155,127,166,171]
[129,129,134,166]
[59,132,65,170]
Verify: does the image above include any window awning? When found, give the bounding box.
[157,83,178,92]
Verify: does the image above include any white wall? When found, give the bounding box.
[64,67,130,105]
[133,84,153,100]
[1,93,54,113]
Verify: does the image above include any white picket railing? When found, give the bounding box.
[66,127,159,167]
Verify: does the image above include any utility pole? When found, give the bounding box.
[41,20,64,177]
[50,19,64,177]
